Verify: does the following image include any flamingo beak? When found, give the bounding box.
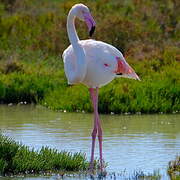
[83,12,96,37]
[89,26,95,37]
[115,57,140,81]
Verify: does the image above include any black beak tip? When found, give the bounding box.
[116,73,123,75]
[89,26,95,37]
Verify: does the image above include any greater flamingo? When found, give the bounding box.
[62,4,140,171]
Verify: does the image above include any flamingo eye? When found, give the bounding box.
[104,63,109,67]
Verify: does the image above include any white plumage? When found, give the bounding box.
[63,39,126,87]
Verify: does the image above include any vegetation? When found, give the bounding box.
[0,133,88,175]
[0,132,178,179]
[0,0,179,113]
[0,133,163,179]
[168,156,180,180]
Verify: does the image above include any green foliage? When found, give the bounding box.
[0,0,179,113]
[0,134,20,175]
[12,147,87,173]
[2,60,24,74]
[0,134,88,175]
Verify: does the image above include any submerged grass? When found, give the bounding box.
[168,156,180,180]
[0,134,88,176]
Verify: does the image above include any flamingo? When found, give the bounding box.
[62,3,140,171]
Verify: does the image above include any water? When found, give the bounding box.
[0,105,180,179]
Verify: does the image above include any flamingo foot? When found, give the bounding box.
[88,162,95,174]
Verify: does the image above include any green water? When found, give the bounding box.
[0,105,179,179]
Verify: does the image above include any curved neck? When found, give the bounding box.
[67,10,79,46]
[66,8,87,83]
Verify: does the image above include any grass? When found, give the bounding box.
[0,50,179,114]
[101,170,161,180]
[168,156,180,180]
[0,134,88,176]
[0,0,179,113]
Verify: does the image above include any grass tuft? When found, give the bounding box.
[0,134,88,176]
[168,156,180,180]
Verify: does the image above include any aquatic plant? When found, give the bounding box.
[168,156,180,180]
[0,134,88,175]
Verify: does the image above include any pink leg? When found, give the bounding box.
[89,88,97,169]
[89,88,103,171]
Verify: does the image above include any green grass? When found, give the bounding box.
[0,134,88,176]
[0,0,179,113]
[0,57,179,113]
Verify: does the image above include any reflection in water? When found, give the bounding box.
[0,105,180,176]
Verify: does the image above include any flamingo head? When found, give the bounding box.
[115,57,140,81]
[72,4,96,37]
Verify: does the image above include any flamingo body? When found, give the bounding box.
[63,39,123,87]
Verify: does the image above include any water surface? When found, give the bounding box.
[0,105,180,179]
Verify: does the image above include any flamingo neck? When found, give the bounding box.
[67,12,79,46]
[66,8,87,83]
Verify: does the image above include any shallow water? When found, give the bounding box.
[0,105,180,179]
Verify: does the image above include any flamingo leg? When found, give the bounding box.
[89,88,97,170]
[89,87,103,171]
